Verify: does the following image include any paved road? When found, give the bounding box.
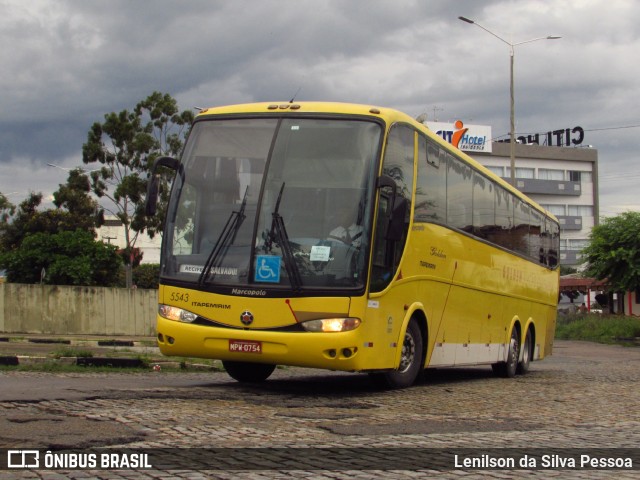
[1,340,639,479]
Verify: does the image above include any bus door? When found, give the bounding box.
[368,124,415,367]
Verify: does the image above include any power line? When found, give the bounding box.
[492,123,640,144]
[599,172,640,180]
[583,124,640,133]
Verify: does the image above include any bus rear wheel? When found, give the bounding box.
[492,326,519,378]
[370,319,423,389]
[222,361,276,383]
[517,329,532,374]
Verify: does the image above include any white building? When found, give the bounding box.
[97,216,162,264]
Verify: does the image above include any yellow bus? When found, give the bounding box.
[146,102,560,388]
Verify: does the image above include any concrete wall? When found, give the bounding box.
[0,283,157,336]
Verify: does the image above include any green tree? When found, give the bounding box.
[1,230,121,286]
[1,193,89,252]
[0,192,15,224]
[132,264,160,289]
[0,170,102,253]
[582,211,640,292]
[82,91,193,287]
[53,168,104,227]
[0,193,16,246]
[0,172,110,284]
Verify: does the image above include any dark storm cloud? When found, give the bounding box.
[1,0,639,214]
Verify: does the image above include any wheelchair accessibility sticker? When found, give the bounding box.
[255,255,281,283]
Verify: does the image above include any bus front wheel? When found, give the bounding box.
[492,327,520,378]
[370,319,423,389]
[222,361,276,383]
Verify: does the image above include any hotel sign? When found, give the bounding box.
[426,121,493,153]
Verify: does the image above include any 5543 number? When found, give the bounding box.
[170,292,189,303]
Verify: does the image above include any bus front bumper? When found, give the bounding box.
[155,316,379,372]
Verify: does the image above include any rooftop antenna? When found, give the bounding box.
[432,106,443,121]
[289,86,302,103]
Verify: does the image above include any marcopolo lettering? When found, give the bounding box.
[231,288,267,296]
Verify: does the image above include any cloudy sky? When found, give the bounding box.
[1,0,638,217]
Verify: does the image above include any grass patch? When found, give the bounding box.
[556,314,640,344]
[0,348,226,373]
[52,347,95,358]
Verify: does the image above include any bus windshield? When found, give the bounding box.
[162,116,382,292]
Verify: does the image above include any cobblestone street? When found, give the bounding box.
[1,340,639,479]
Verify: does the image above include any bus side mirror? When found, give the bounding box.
[145,156,179,216]
[145,177,160,216]
[377,174,397,197]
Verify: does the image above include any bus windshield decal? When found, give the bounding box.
[254,255,281,283]
[309,245,331,262]
[179,265,239,276]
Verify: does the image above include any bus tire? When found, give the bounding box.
[492,326,519,378]
[517,328,532,375]
[222,361,276,383]
[370,319,423,389]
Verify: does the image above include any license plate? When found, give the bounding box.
[229,339,262,354]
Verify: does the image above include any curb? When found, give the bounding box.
[0,335,155,347]
[0,335,156,368]
[0,355,19,366]
[0,355,146,368]
[0,335,224,371]
[0,354,223,371]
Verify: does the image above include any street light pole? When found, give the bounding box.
[458,16,560,186]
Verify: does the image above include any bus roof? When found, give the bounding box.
[195,101,557,222]
[196,101,404,119]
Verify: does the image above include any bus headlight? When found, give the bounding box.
[301,318,361,332]
[159,304,198,323]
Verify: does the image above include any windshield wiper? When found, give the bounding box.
[264,182,302,291]
[198,186,249,285]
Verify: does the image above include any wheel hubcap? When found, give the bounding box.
[399,332,416,373]
[509,332,519,365]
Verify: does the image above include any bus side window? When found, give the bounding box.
[370,125,414,293]
[494,186,514,250]
[473,172,494,240]
[529,209,543,263]
[415,137,445,223]
[446,154,473,232]
[513,200,530,257]
[547,219,560,267]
